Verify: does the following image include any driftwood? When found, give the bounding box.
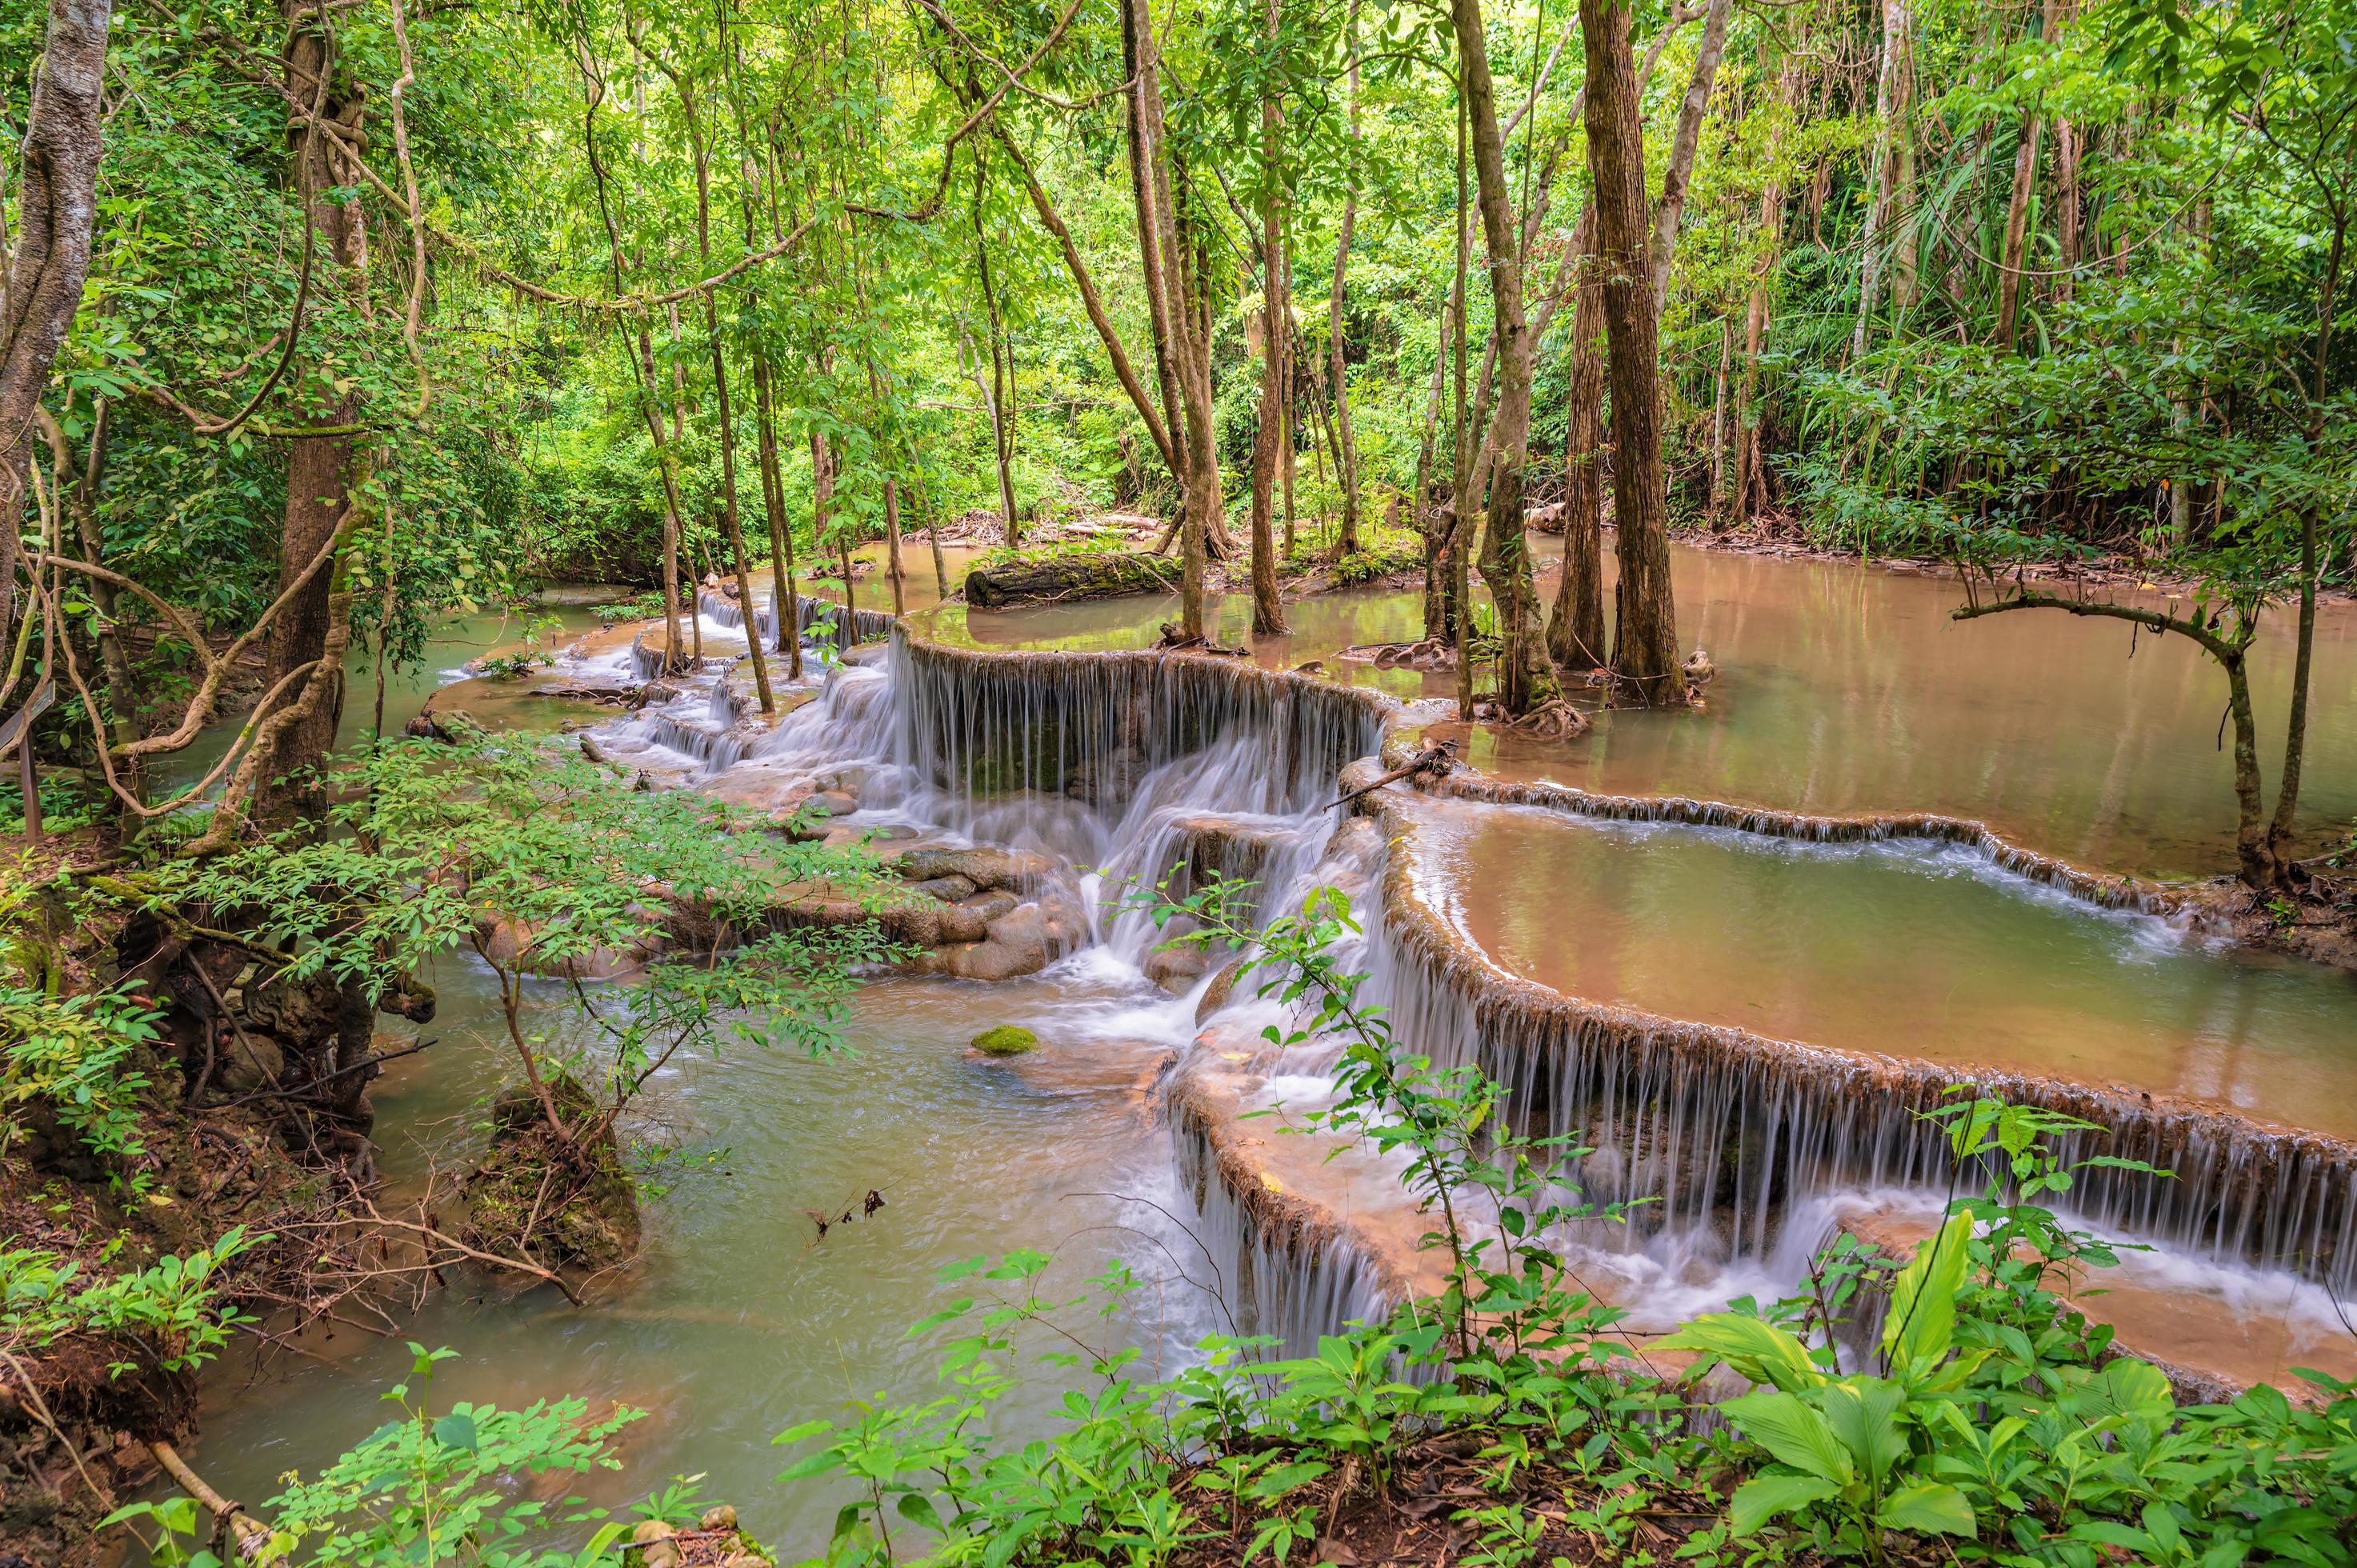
[1330,741,1457,810]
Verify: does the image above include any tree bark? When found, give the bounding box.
[1582,0,1682,703]
[1648,0,1736,312]
[1415,282,1456,638]
[1329,0,1364,554]
[1547,207,1608,670]
[0,0,114,652]
[751,355,801,677]
[1850,0,1911,357]
[1248,0,1288,635]
[263,15,368,820]
[1447,0,1562,717]
[1995,0,2062,354]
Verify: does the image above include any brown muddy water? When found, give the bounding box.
[175,543,2357,1554]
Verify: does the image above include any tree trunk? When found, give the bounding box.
[1329,0,1364,555]
[1996,0,2061,354]
[0,0,113,651]
[2053,116,2080,302]
[1249,0,1288,637]
[751,355,802,677]
[1119,0,1191,507]
[1547,207,1609,670]
[1648,0,1736,312]
[1447,0,1562,718]
[1583,0,1683,704]
[1850,0,1910,357]
[638,329,689,675]
[883,478,906,618]
[264,17,368,820]
[1415,282,1456,638]
[975,230,1020,543]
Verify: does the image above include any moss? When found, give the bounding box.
[464,1075,641,1270]
[970,1025,1039,1057]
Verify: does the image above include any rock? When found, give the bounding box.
[891,846,1055,894]
[906,874,978,902]
[698,1506,738,1532]
[1143,944,1210,993]
[217,1034,286,1094]
[804,790,858,818]
[963,550,1178,609]
[935,899,992,944]
[405,706,483,742]
[970,1025,1038,1056]
[464,1076,642,1270]
[632,1522,677,1545]
[645,1547,677,1568]
[1197,956,1249,1023]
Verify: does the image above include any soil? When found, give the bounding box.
[463,1077,642,1274]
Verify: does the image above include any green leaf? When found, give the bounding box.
[1878,1482,1976,1538]
[1722,1391,1855,1485]
[1819,1378,1907,1485]
[896,1493,946,1534]
[1653,1314,1823,1391]
[1881,1212,1972,1369]
[432,1412,478,1451]
[1728,1474,1840,1534]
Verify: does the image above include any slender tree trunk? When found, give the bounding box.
[1648,0,1736,311]
[752,356,802,676]
[1583,0,1683,703]
[1547,207,1609,669]
[265,15,368,818]
[1708,314,1732,518]
[1996,0,2061,353]
[1415,284,1455,638]
[884,478,906,618]
[1249,0,1288,636]
[0,0,114,651]
[2054,116,2081,302]
[1447,0,1563,718]
[1329,0,1365,555]
[974,222,1020,542]
[2267,216,2342,882]
[1119,0,1190,503]
[638,329,689,674]
[1851,0,1910,357]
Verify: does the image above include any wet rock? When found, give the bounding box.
[935,899,991,944]
[1197,956,1249,1023]
[1143,944,1210,993]
[476,917,649,980]
[970,1025,1038,1056]
[906,874,978,902]
[891,846,1056,894]
[465,1075,641,1271]
[803,790,858,818]
[405,706,483,742]
[698,1506,738,1532]
[964,551,1177,609]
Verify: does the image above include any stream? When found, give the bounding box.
[179,540,2357,1554]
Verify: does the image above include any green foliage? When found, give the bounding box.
[106,1342,648,1567]
[1,1227,257,1376]
[0,982,164,1182]
[138,735,899,1143]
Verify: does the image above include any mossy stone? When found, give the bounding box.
[970,1025,1038,1057]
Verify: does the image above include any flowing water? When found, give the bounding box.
[179,542,2357,1553]
[1406,795,2357,1140]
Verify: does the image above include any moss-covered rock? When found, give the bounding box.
[969,1025,1038,1057]
[464,1075,641,1271]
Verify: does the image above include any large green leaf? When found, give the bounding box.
[1723,1390,1856,1486]
[1653,1313,1823,1391]
[2068,1357,2176,1425]
[1730,1474,1841,1534]
[1819,1378,1907,1485]
[1881,1212,1973,1370]
[1878,1482,1977,1538]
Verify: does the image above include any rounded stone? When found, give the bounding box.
[969,1025,1038,1057]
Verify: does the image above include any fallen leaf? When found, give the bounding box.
[1313,1536,1360,1566]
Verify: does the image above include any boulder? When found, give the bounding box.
[1196,956,1249,1023]
[1143,944,1210,993]
[217,1034,286,1094]
[963,550,1178,609]
[890,846,1055,894]
[803,790,858,818]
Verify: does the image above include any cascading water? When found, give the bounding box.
[586,594,2357,1366]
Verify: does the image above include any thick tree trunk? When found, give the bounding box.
[1119,0,1190,511]
[1582,0,1683,704]
[1447,0,1561,718]
[1547,207,1609,670]
[1996,0,2062,353]
[0,0,114,651]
